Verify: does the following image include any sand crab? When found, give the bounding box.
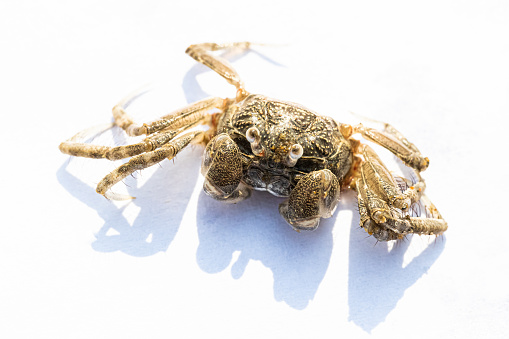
[59,42,447,241]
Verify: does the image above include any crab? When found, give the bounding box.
[59,42,447,241]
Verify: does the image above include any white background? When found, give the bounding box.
[1,1,508,338]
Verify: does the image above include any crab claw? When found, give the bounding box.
[279,169,340,231]
[201,133,251,203]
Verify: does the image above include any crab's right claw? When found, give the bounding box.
[201,133,251,203]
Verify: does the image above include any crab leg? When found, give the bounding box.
[356,185,447,241]
[58,123,115,159]
[354,146,448,241]
[355,176,397,231]
[407,216,448,236]
[356,194,399,241]
[60,124,189,161]
[353,123,429,172]
[359,144,411,210]
[96,130,204,200]
[102,124,196,160]
[59,97,224,160]
[113,96,224,137]
[185,42,252,91]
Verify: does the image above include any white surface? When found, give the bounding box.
[1,1,508,338]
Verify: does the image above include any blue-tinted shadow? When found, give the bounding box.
[347,211,446,332]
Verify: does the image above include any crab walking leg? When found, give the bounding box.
[110,86,151,136]
[105,102,218,159]
[356,159,414,236]
[355,175,393,228]
[355,144,413,228]
[360,144,411,210]
[396,171,429,207]
[185,42,252,90]
[58,123,115,159]
[96,130,204,200]
[356,193,400,241]
[351,113,424,155]
[60,97,223,160]
[396,170,446,219]
[353,123,430,172]
[279,169,341,231]
[113,95,225,137]
[355,183,448,241]
[142,97,224,135]
[381,123,422,155]
[408,217,448,236]
[103,124,196,160]
[60,124,188,160]
[355,168,448,240]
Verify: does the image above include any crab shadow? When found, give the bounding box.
[182,47,443,313]
[185,47,336,309]
[57,151,334,309]
[347,212,446,332]
[195,189,336,310]
[56,148,201,257]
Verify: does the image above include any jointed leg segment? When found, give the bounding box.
[97,130,204,200]
[60,94,225,159]
[360,144,411,211]
[59,90,228,200]
[59,42,254,201]
[58,123,115,159]
[186,42,252,91]
[354,123,429,172]
[112,96,225,137]
[351,121,447,241]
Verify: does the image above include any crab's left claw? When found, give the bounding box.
[279,169,340,231]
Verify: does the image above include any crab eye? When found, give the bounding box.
[285,144,303,167]
[289,144,303,160]
[246,127,260,143]
[246,127,264,156]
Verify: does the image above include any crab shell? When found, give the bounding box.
[216,94,353,197]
